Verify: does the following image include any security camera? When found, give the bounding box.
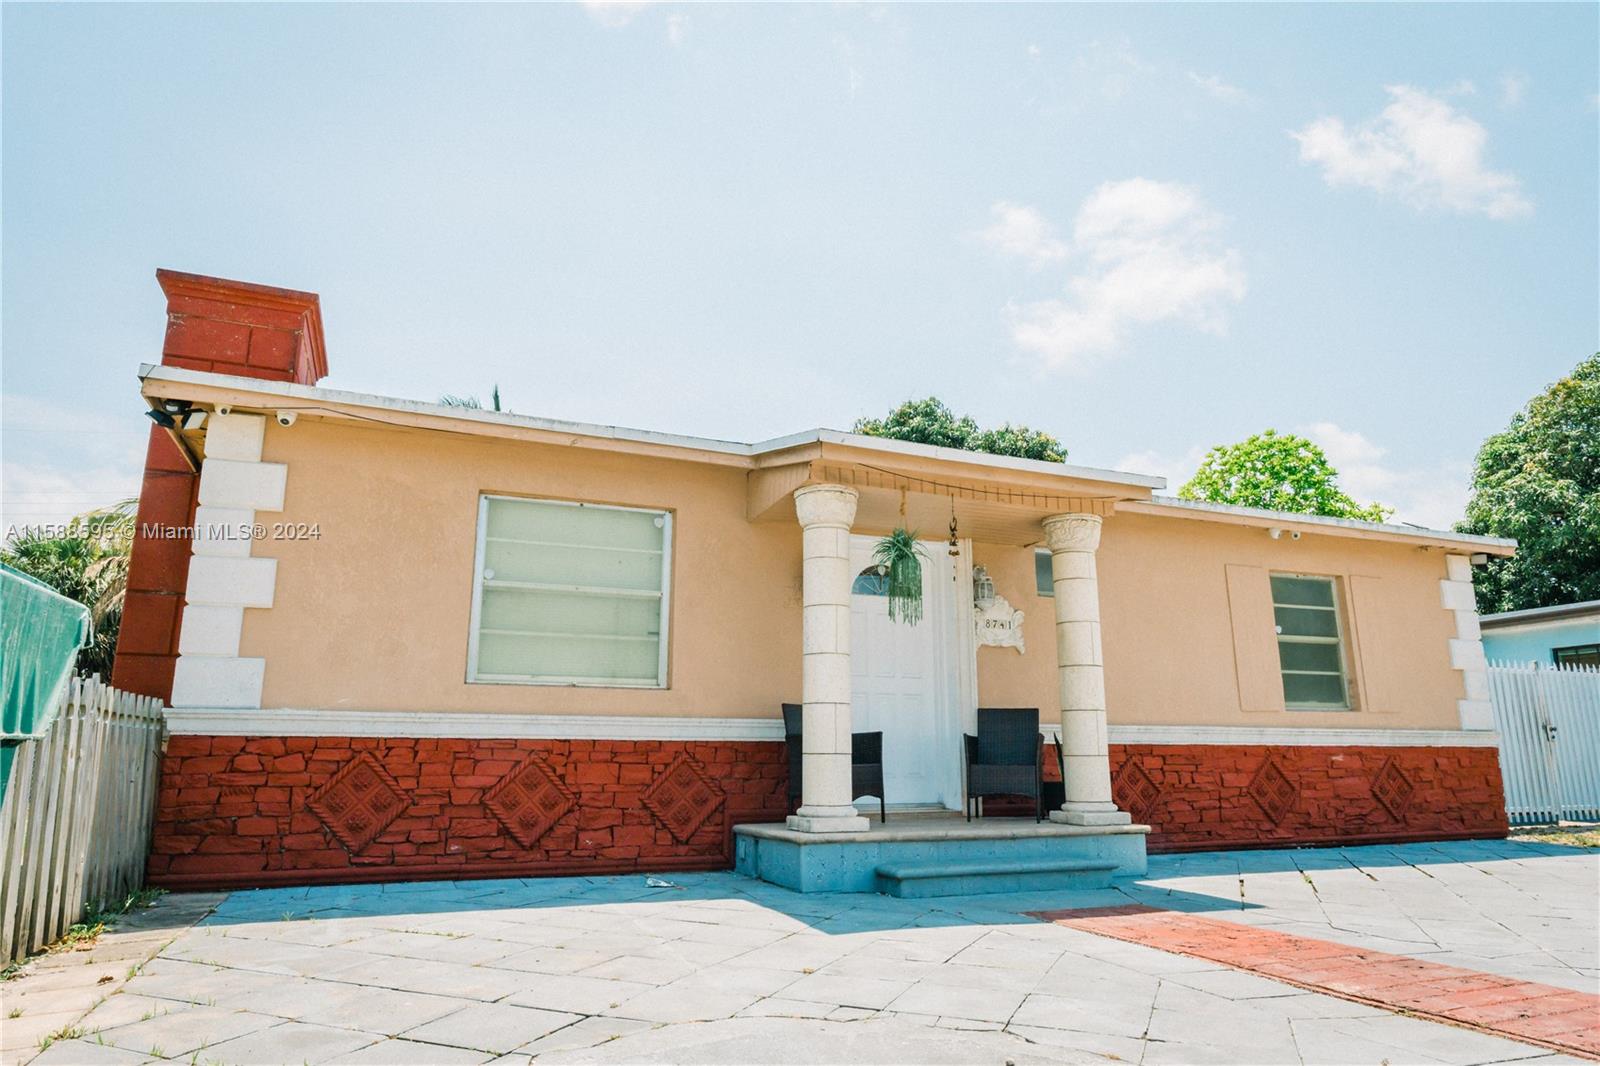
[275,411,298,428]
[217,404,233,416]
[1290,530,1301,541]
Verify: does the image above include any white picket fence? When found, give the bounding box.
[1489,662,1600,826]
[0,675,166,963]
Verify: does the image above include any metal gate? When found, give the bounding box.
[1488,662,1600,825]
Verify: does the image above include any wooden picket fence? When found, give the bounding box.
[0,675,165,963]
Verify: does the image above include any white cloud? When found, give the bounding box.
[1499,73,1528,110]
[1,395,144,537]
[666,12,688,45]
[580,1,653,28]
[995,179,1247,371]
[979,202,1068,265]
[1112,444,1210,488]
[1188,72,1250,105]
[1300,421,1470,529]
[1072,37,1150,101]
[1291,85,1532,219]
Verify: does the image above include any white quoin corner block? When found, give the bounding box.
[203,413,266,463]
[198,458,288,512]
[177,605,246,657]
[1458,699,1495,731]
[171,656,265,710]
[191,506,255,558]
[185,555,278,608]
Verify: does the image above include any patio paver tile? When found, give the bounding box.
[501,974,656,1015]
[197,1020,384,1065]
[399,1003,583,1055]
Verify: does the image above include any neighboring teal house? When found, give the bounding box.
[1479,600,1600,668]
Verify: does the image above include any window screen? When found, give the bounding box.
[470,496,670,687]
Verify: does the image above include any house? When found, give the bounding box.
[113,271,1515,893]
[1480,600,1600,668]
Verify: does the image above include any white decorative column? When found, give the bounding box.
[170,413,286,710]
[787,484,870,834]
[1042,513,1131,826]
[1443,554,1494,730]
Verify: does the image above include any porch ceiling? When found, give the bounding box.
[748,445,1137,545]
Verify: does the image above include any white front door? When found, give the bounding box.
[848,535,959,808]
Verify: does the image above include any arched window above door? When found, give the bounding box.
[851,567,889,596]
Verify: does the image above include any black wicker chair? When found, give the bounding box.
[782,703,887,822]
[963,707,1044,821]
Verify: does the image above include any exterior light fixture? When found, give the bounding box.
[972,565,996,609]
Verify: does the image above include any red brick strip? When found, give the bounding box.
[1029,905,1600,1060]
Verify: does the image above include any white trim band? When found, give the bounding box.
[1095,724,1500,748]
[164,708,791,740]
[163,708,1499,747]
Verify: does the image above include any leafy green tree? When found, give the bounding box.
[1458,354,1600,613]
[853,398,1067,462]
[2,501,136,678]
[1179,430,1392,522]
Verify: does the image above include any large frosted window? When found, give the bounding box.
[469,496,670,687]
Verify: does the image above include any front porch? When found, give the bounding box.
[733,811,1149,896]
[743,452,1163,894]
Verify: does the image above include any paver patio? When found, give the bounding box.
[3,839,1595,1065]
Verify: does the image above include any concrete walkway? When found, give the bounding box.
[2,839,1594,1065]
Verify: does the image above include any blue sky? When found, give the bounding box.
[3,2,1596,533]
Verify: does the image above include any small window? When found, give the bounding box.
[1553,644,1600,668]
[1270,574,1350,710]
[1035,549,1053,596]
[468,495,670,687]
[852,567,889,596]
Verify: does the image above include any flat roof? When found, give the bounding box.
[1120,496,1517,555]
[138,364,1166,491]
[139,364,1516,554]
[1480,599,1600,628]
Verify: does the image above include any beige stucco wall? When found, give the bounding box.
[244,417,802,716]
[243,418,1465,730]
[974,513,1465,730]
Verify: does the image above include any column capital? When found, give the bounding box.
[1042,512,1102,554]
[794,483,859,529]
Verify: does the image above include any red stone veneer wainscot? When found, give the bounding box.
[148,737,788,890]
[1109,743,1508,852]
[151,737,1507,889]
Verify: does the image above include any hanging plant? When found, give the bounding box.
[872,528,927,625]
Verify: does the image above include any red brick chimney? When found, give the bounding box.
[111,271,328,701]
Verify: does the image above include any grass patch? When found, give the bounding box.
[37,1024,85,1051]
[1,887,167,981]
[1510,825,1600,848]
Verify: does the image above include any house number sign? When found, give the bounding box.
[975,595,1025,653]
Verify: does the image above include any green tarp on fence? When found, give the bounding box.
[1,563,90,797]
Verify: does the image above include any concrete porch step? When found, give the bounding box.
[874,857,1119,898]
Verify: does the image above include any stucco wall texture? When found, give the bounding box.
[242,417,1468,732]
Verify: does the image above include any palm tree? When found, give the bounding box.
[1,499,136,678]
[440,385,504,412]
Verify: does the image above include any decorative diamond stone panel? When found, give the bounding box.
[1371,758,1417,820]
[484,753,576,847]
[1113,759,1163,823]
[308,753,406,853]
[642,755,723,843]
[1247,756,1297,824]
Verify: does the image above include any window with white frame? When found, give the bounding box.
[469,495,671,687]
[1270,574,1351,710]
